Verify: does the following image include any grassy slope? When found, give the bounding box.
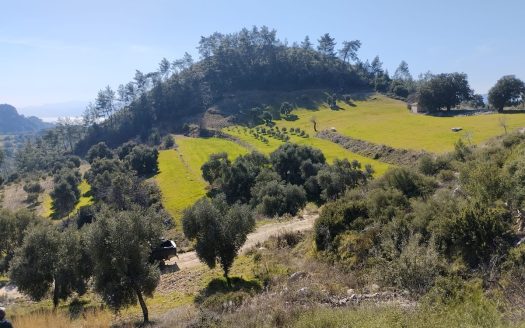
[156,136,248,222]
[268,94,525,153]
[223,127,391,176]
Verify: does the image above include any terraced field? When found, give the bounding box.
[265,94,525,153]
[156,94,525,221]
[223,127,391,175]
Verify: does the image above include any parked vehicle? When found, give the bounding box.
[150,239,178,267]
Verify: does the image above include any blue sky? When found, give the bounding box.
[1,0,524,112]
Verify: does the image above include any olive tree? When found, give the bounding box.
[0,209,40,272]
[86,206,163,323]
[9,224,91,308]
[183,196,255,285]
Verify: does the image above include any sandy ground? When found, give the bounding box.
[165,213,318,271]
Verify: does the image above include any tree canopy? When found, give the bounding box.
[418,73,472,111]
[488,75,525,112]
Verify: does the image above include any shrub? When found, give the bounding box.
[375,233,443,295]
[450,202,513,268]
[380,167,437,198]
[162,135,175,149]
[23,182,43,194]
[251,178,307,217]
[314,192,368,252]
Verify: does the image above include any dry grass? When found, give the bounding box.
[11,309,113,328]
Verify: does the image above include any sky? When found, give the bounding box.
[1,0,524,115]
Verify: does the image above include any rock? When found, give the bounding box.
[346,288,355,295]
[451,127,463,132]
[289,271,308,282]
[298,287,310,295]
[368,284,380,293]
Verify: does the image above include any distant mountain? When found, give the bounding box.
[0,104,53,134]
[19,100,88,122]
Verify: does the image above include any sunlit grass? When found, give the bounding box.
[155,136,248,225]
[266,94,525,153]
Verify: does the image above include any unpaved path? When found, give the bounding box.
[166,213,318,270]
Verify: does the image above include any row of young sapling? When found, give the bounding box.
[240,126,310,144]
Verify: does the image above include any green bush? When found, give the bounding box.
[380,167,437,198]
[314,192,368,252]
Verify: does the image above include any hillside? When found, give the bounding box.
[0,104,52,134]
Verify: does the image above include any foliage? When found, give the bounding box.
[9,224,91,307]
[183,196,255,283]
[270,143,326,185]
[279,102,293,117]
[124,144,159,176]
[314,191,368,252]
[86,206,164,323]
[0,209,40,272]
[418,73,472,111]
[250,170,307,217]
[450,202,513,268]
[86,142,114,164]
[488,75,525,112]
[375,233,443,294]
[379,167,437,198]
[50,169,82,217]
[316,158,372,200]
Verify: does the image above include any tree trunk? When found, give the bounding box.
[224,270,231,288]
[134,286,149,323]
[52,280,59,310]
[313,121,318,132]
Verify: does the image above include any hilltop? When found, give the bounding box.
[0,104,52,134]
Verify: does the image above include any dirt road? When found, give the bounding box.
[0,213,318,302]
[166,213,318,270]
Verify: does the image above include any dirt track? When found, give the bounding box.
[0,213,318,302]
[165,213,318,270]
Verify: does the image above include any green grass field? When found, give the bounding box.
[266,94,525,153]
[156,136,248,222]
[223,127,391,175]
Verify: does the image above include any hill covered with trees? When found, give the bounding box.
[75,27,397,153]
[0,104,52,134]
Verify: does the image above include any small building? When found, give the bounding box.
[406,94,427,114]
[409,102,423,113]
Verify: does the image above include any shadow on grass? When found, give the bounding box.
[161,262,180,274]
[194,276,262,304]
[283,114,299,121]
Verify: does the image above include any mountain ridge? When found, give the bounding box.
[0,104,53,134]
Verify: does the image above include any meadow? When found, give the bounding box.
[155,136,248,222]
[268,94,525,153]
